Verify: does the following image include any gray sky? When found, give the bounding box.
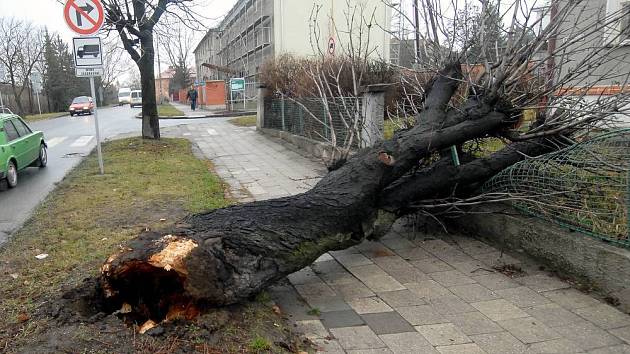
[1,0,238,82]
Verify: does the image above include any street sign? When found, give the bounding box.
[76,67,103,77]
[73,37,103,67]
[30,72,42,93]
[64,0,105,36]
[230,78,245,91]
[0,64,5,82]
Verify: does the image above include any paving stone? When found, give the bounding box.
[348,297,393,314]
[524,303,584,328]
[554,321,622,351]
[382,264,431,284]
[610,326,630,344]
[335,253,374,268]
[320,310,365,329]
[435,249,477,264]
[470,332,529,354]
[496,317,560,344]
[294,320,330,340]
[541,288,601,310]
[430,270,477,288]
[457,239,499,256]
[378,289,428,308]
[360,275,407,293]
[295,281,337,297]
[417,239,455,254]
[319,270,358,286]
[287,267,321,285]
[472,273,521,291]
[314,253,334,263]
[362,311,416,335]
[379,332,439,353]
[415,323,472,346]
[349,264,389,279]
[450,260,496,277]
[525,338,585,353]
[311,259,347,276]
[406,280,453,300]
[472,299,530,321]
[381,236,417,250]
[304,294,352,313]
[329,326,387,350]
[269,287,319,321]
[346,349,394,353]
[496,287,552,308]
[574,304,630,330]
[372,256,411,268]
[356,241,396,258]
[445,312,504,335]
[449,284,500,303]
[473,251,522,268]
[395,247,432,261]
[436,343,487,354]
[515,274,571,293]
[311,338,345,353]
[411,258,455,274]
[587,344,630,353]
[397,305,448,326]
[429,295,477,315]
[332,281,376,300]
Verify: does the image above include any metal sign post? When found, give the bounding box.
[89,77,104,174]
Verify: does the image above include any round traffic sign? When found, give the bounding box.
[64,0,105,36]
[328,37,336,55]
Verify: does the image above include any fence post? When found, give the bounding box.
[256,85,267,130]
[281,95,286,131]
[360,84,388,148]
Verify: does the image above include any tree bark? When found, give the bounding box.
[98,66,553,325]
[138,30,160,140]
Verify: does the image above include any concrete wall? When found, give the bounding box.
[453,203,630,312]
[273,0,390,61]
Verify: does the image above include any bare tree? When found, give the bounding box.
[101,0,206,139]
[0,18,44,115]
[100,39,131,103]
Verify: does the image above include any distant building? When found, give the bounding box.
[155,66,196,102]
[193,0,391,100]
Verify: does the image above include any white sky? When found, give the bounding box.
[0,0,238,82]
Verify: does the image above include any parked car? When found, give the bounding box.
[130,90,142,108]
[0,113,47,188]
[69,96,94,116]
[118,87,131,105]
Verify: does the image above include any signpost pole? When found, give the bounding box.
[89,77,104,174]
[0,92,3,109]
[36,91,42,115]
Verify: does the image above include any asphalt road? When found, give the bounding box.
[0,105,217,244]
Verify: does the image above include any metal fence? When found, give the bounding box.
[263,96,363,147]
[484,129,630,248]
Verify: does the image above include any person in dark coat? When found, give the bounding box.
[186,86,198,111]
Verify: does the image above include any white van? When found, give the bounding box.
[118,88,131,105]
[130,90,142,108]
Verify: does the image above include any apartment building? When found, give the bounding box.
[193,0,391,99]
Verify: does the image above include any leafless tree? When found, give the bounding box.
[100,39,132,103]
[0,18,44,115]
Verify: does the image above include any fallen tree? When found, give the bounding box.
[93,0,630,328]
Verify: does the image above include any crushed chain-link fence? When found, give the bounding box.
[263,96,362,147]
[484,129,630,248]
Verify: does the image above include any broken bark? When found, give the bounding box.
[98,63,558,324]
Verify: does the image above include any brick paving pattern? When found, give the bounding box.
[166,121,630,353]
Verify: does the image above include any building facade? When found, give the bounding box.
[194,0,391,101]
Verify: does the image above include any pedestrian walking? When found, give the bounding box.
[187,87,198,111]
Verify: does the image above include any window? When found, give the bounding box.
[3,121,19,141]
[605,0,630,44]
[12,119,31,137]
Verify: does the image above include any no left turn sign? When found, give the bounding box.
[64,0,104,36]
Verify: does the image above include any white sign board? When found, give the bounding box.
[0,64,5,82]
[31,72,42,93]
[73,37,103,67]
[76,67,103,77]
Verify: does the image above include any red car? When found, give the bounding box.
[69,96,94,116]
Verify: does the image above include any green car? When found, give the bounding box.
[0,113,47,188]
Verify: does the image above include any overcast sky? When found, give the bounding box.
[1,0,238,82]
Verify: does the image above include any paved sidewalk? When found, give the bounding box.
[165,121,630,354]
[169,101,210,118]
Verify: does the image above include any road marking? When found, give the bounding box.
[70,135,94,147]
[46,137,67,148]
[207,129,218,136]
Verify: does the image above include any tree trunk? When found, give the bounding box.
[137,31,160,140]
[98,65,557,325]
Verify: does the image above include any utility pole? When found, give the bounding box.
[413,0,421,64]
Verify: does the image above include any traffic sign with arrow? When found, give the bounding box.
[63,0,104,36]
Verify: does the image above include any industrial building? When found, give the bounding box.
[193,0,391,103]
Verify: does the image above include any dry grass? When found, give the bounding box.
[229,115,257,127]
[158,103,185,117]
[22,112,68,122]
